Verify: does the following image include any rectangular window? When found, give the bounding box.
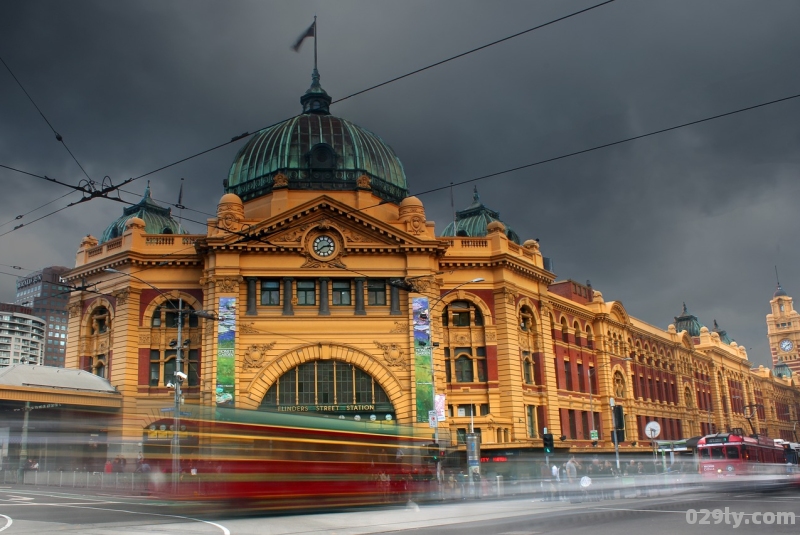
[317,361,334,403]
[476,359,487,382]
[367,280,386,305]
[452,312,470,327]
[280,368,297,405]
[355,368,372,403]
[457,428,467,444]
[260,280,280,306]
[577,363,585,393]
[582,411,590,439]
[564,360,573,391]
[332,280,351,305]
[297,280,316,305]
[336,363,353,404]
[480,403,490,416]
[149,351,160,387]
[297,363,315,404]
[568,410,577,439]
[527,405,536,438]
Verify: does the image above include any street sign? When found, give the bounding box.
[180,411,191,416]
[645,421,661,439]
[160,407,174,412]
[428,410,438,428]
[590,430,599,440]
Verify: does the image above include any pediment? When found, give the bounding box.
[210,196,444,253]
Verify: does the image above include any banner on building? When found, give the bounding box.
[216,297,236,407]
[413,296,432,422]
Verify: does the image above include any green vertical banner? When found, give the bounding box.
[413,296,433,422]
[216,297,236,407]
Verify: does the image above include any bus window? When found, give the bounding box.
[699,448,709,459]
[711,447,725,460]
[725,446,740,459]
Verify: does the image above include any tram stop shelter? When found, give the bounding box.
[0,365,122,476]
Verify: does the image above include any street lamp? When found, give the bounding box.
[588,357,631,469]
[104,268,215,492]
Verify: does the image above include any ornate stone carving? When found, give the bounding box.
[275,223,311,243]
[300,253,347,269]
[504,287,518,303]
[273,173,289,188]
[216,276,241,293]
[453,333,470,346]
[243,343,276,369]
[373,341,409,370]
[485,331,497,342]
[69,303,82,318]
[139,334,151,345]
[519,334,531,351]
[341,228,370,243]
[389,322,409,334]
[406,216,426,235]
[189,333,201,345]
[613,371,626,399]
[407,277,435,293]
[356,175,371,189]
[240,322,263,335]
[316,218,332,231]
[113,289,130,306]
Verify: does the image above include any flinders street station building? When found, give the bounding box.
[63,70,800,467]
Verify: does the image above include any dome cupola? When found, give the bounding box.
[225,70,408,204]
[99,183,187,243]
[673,303,703,337]
[440,186,521,244]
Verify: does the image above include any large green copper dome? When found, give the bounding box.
[226,70,407,203]
[100,184,187,243]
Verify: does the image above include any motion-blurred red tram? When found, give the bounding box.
[697,432,786,478]
[144,408,432,509]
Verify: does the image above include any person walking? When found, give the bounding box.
[565,456,578,501]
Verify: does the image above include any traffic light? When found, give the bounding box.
[543,433,554,454]
[613,405,625,442]
[428,443,440,463]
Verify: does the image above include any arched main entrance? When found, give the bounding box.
[241,343,404,422]
[259,360,396,422]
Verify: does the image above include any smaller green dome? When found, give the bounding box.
[712,319,733,344]
[440,187,520,244]
[774,362,792,379]
[674,303,703,337]
[100,183,187,243]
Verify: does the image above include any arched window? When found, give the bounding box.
[455,355,474,382]
[93,354,107,378]
[613,371,626,398]
[522,352,534,385]
[447,300,484,327]
[560,317,569,343]
[574,321,582,347]
[91,307,109,334]
[151,300,197,328]
[259,361,392,412]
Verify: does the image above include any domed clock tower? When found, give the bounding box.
[767,284,800,374]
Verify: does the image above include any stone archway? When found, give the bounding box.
[240,343,408,421]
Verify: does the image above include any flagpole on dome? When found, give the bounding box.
[314,15,318,72]
[176,177,185,234]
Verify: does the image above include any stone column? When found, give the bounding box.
[354,278,366,315]
[282,277,294,316]
[390,284,401,315]
[319,278,330,316]
[246,277,257,316]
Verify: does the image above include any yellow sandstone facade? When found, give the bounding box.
[63,72,800,464]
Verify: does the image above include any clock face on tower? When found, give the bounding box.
[312,235,336,257]
[780,338,794,352]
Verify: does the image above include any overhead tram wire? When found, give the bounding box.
[0,190,78,229]
[0,54,93,183]
[118,0,618,188]
[0,1,618,232]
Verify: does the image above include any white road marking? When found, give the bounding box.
[33,503,230,535]
[0,514,11,532]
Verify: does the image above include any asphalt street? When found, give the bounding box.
[0,485,796,534]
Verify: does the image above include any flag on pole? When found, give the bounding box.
[176,178,185,209]
[291,21,316,52]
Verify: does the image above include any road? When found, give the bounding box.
[0,485,796,534]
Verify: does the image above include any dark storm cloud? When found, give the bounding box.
[1,0,799,366]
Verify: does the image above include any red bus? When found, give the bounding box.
[143,408,432,509]
[697,432,786,479]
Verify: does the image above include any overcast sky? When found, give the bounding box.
[1,1,799,367]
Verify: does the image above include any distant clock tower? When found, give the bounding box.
[767,284,800,374]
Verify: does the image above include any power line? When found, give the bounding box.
[122,0,617,186]
[0,190,78,229]
[0,54,93,183]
